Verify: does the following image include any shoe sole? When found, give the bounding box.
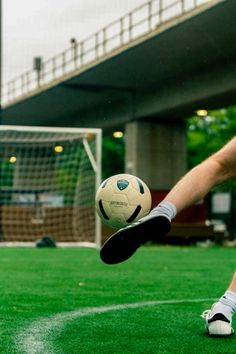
[207,322,234,337]
[100,215,171,264]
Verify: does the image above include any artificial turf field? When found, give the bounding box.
[0,245,236,353]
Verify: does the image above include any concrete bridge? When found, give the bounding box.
[2,0,236,191]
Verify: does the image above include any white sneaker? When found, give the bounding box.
[201,305,234,337]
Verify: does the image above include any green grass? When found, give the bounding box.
[0,245,236,353]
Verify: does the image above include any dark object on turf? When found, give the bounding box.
[36,236,57,248]
[100,215,171,264]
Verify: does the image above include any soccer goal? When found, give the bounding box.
[0,125,102,247]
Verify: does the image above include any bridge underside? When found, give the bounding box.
[2,0,236,192]
[2,0,236,132]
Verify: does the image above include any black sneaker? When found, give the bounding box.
[100,213,171,264]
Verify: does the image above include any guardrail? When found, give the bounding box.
[2,0,209,106]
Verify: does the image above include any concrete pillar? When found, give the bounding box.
[125,121,187,190]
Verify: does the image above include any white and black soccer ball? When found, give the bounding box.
[95,173,152,229]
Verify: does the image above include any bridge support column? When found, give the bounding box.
[125,121,187,191]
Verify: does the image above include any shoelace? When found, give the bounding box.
[200,310,210,319]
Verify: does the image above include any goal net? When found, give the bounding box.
[0,125,102,247]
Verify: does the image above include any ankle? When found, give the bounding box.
[219,290,236,313]
[152,201,177,220]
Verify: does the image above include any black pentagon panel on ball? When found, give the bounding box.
[99,200,110,220]
[126,205,142,223]
[135,178,145,194]
[117,179,129,191]
[101,178,110,188]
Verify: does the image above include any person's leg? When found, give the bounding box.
[100,137,236,265]
[162,136,236,213]
[202,272,236,336]
[100,153,229,264]
[227,271,236,292]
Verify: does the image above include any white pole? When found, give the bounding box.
[95,129,102,248]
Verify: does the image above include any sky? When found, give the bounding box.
[2,0,147,84]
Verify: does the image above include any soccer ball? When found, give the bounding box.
[95,173,152,229]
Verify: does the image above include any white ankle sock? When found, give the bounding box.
[219,290,236,313]
[151,201,177,220]
[211,302,232,319]
[211,291,236,319]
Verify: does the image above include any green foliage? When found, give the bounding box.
[0,160,14,187]
[102,136,125,179]
[54,145,82,204]
[187,106,236,168]
[0,161,14,203]
[54,144,96,205]
[187,105,236,191]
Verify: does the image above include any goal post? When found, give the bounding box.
[0,125,102,247]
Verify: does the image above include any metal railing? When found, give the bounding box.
[2,0,210,106]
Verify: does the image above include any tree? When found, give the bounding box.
[102,136,125,180]
[187,105,236,190]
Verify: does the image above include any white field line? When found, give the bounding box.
[16,298,216,354]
